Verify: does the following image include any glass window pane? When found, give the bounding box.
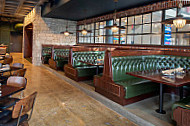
[106,20,113,26]
[142,35,150,44]
[115,19,120,25]
[135,15,142,24]
[127,35,134,44]
[164,24,176,33]
[86,24,91,30]
[152,35,161,45]
[95,30,99,36]
[143,24,151,33]
[121,17,127,26]
[96,22,99,29]
[100,21,105,28]
[176,33,190,46]
[120,35,126,44]
[152,23,161,33]
[152,11,162,22]
[127,25,135,34]
[120,29,126,34]
[128,16,134,25]
[79,37,83,43]
[105,36,113,44]
[91,37,94,43]
[164,34,176,45]
[113,36,119,44]
[179,6,190,17]
[178,24,190,32]
[91,23,94,29]
[135,25,142,34]
[143,13,151,23]
[165,8,177,19]
[134,35,141,44]
[100,29,105,35]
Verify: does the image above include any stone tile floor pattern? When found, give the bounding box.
[11,53,137,126]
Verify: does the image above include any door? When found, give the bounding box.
[10,32,23,52]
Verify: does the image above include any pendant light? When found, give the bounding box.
[77,10,92,35]
[60,21,73,36]
[104,0,125,32]
[162,0,190,29]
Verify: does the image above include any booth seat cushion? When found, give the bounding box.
[172,97,190,111]
[112,55,190,82]
[56,60,68,68]
[72,51,105,67]
[115,77,158,99]
[76,66,97,77]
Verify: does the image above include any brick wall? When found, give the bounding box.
[23,6,76,66]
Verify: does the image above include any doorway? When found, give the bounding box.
[24,23,33,62]
[10,32,23,52]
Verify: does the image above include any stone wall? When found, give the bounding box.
[23,6,76,66]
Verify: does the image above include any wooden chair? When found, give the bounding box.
[3,56,13,65]
[0,77,27,110]
[12,69,27,77]
[0,92,37,126]
[12,63,24,68]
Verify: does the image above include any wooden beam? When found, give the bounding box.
[0,0,5,13]
[15,0,25,14]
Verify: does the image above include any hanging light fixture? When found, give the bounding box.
[104,0,125,32]
[162,0,190,29]
[60,21,73,36]
[77,9,92,35]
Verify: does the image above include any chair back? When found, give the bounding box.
[12,92,37,119]
[3,56,13,64]
[7,76,27,88]
[12,63,24,68]
[12,69,27,77]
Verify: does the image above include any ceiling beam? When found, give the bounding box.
[0,0,5,13]
[15,0,25,14]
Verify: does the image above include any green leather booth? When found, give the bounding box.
[42,47,52,64]
[111,55,190,99]
[72,51,105,77]
[52,48,69,69]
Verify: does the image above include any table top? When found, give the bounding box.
[79,60,104,66]
[0,66,22,73]
[126,69,190,87]
[0,85,24,99]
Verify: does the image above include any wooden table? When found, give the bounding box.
[126,69,190,114]
[0,66,22,74]
[79,60,104,75]
[0,85,24,100]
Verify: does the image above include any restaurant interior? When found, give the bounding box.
[0,0,190,125]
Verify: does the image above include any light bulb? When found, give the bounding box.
[173,19,186,29]
[111,26,119,33]
[64,31,70,36]
[82,29,88,35]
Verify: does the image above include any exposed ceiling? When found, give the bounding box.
[0,0,45,22]
[42,0,167,21]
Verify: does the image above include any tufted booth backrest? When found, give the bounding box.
[72,51,105,67]
[112,55,190,81]
[53,49,69,60]
[42,47,52,56]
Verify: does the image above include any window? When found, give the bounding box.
[164,7,190,46]
[77,6,190,46]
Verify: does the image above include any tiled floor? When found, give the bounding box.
[11,53,136,126]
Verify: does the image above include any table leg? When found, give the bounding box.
[156,83,166,114]
[179,87,183,100]
[96,66,99,75]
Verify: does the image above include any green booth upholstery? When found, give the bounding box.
[112,55,190,99]
[64,51,105,81]
[94,53,190,105]
[172,97,190,126]
[41,47,52,64]
[49,48,69,70]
